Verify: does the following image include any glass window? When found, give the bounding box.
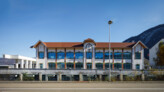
[48,52,56,59]
[57,52,65,59]
[39,52,44,59]
[123,52,131,59]
[114,63,122,70]
[87,63,92,69]
[75,63,83,69]
[105,52,113,59]
[105,63,113,69]
[86,52,92,59]
[40,63,43,69]
[66,52,74,59]
[66,63,74,69]
[95,52,103,59]
[123,63,131,69]
[57,63,65,69]
[136,64,140,69]
[48,63,56,69]
[96,63,103,69]
[114,53,122,59]
[75,52,83,59]
[135,52,141,59]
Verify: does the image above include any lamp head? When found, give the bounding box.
[108,20,112,24]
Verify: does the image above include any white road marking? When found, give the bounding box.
[0,88,164,90]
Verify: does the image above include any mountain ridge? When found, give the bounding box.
[123,24,164,59]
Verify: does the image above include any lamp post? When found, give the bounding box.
[108,20,112,81]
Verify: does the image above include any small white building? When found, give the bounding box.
[3,54,36,69]
[149,38,164,68]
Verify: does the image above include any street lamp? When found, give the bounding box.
[108,20,112,81]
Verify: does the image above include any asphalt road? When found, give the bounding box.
[0,81,164,92]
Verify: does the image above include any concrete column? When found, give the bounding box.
[39,73,42,81]
[99,75,102,81]
[25,60,29,68]
[19,74,23,81]
[57,73,62,81]
[29,61,32,68]
[92,46,95,69]
[79,73,83,81]
[45,75,48,81]
[141,73,145,81]
[120,73,123,81]
[15,63,18,69]
[83,48,86,69]
[21,60,24,68]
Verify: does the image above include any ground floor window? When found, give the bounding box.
[114,63,122,70]
[67,63,74,69]
[136,64,140,70]
[40,63,43,69]
[57,63,65,69]
[105,63,112,69]
[48,63,56,69]
[123,63,131,69]
[87,63,92,69]
[75,63,83,69]
[96,63,103,69]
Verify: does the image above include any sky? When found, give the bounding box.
[0,0,164,58]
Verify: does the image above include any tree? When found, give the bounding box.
[154,42,164,66]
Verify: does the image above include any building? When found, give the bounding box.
[2,54,36,69]
[149,38,164,68]
[0,58,15,69]
[31,38,147,70]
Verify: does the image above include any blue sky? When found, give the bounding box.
[0,0,164,58]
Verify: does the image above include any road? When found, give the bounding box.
[0,81,164,92]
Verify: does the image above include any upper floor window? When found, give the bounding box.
[105,52,113,59]
[135,52,141,59]
[123,52,131,59]
[95,52,103,59]
[66,52,74,59]
[39,52,44,59]
[75,52,83,59]
[57,52,65,59]
[48,52,56,59]
[86,52,92,59]
[114,52,122,59]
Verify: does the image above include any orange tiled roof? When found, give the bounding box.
[43,42,135,48]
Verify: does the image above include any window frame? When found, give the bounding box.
[135,52,141,59]
[86,52,92,59]
[57,62,65,69]
[66,63,74,69]
[75,63,83,69]
[48,52,56,59]
[104,52,113,59]
[75,52,84,59]
[95,52,103,59]
[96,63,103,69]
[38,52,44,59]
[66,52,74,59]
[57,52,65,59]
[136,64,140,70]
[114,52,122,59]
[48,63,56,69]
[123,52,132,59]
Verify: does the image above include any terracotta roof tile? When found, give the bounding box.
[43,42,135,48]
